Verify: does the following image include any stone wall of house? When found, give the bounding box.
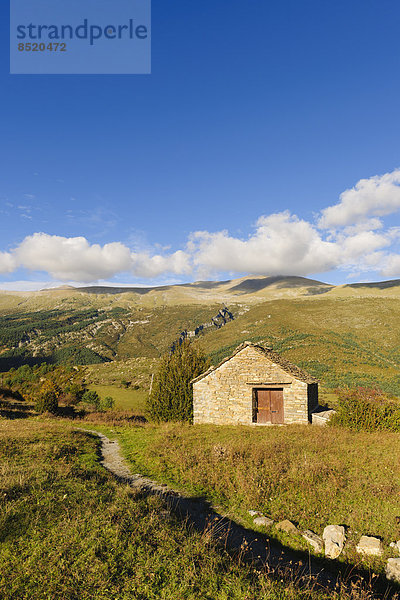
[193,345,310,425]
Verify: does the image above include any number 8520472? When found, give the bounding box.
[18,42,67,51]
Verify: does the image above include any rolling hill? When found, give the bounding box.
[2,275,400,395]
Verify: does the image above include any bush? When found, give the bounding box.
[330,387,400,431]
[80,390,101,411]
[59,382,85,407]
[35,380,60,414]
[146,340,209,423]
[102,396,115,410]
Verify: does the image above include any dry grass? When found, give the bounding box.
[0,418,369,600]
[102,422,400,573]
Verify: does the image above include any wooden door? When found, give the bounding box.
[270,390,284,424]
[254,389,284,424]
[256,390,271,423]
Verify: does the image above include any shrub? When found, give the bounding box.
[330,387,400,431]
[35,380,60,414]
[102,396,115,410]
[146,340,209,423]
[59,382,85,407]
[81,390,101,411]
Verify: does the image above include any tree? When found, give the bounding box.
[102,396,115,410]
[147,340,209,423]
[81,390,101,410]
[35,380,60,414]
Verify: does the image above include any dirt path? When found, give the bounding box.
[83,429,392,597]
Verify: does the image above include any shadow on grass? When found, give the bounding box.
[85,430,400,599]
[0,400,34,420]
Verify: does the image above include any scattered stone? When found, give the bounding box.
[275,520,299,535]
[389,541,400,553]
[386,558,400,583]
[311,409,336,426]
[253,516,274,528]
[356,535,383,557]
[302,529,324,553]
[248,510,262,517]
[323,525,346,559]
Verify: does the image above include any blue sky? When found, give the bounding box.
[2,0,400,289]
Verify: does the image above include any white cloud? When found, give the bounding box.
[338,230,391,261]
[380,254,400,278]
[3,169,400,284]
[319,169,400,228]
[0,280,56,292]
[188,211,400,280]
[15,233,133,281]
[1,233,191,283]
[0,251,16,274]
[189,212,339,277]
[131,250,191,278]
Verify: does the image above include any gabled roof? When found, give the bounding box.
[191,341,319,384]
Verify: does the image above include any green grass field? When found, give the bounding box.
[0,419,342,600]
[88,384,148,414]
[94,421,400,574]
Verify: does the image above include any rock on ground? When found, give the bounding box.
[356,535,383,557]
[275,520,299,535]
[253,516,274,528]
[386,558,400,583]
[248,510,262,517]
[302,530,324,553]
[311,409,336,426]
[389,541,400,554]
[323,525,346,559]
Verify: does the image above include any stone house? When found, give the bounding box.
[192,342,318,426]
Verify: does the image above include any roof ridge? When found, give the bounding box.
[191,341,319,384]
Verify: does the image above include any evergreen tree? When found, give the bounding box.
[147,340,209,422]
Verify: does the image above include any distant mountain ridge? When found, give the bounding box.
[2,274,400,396]
[45,275,331,295]
[344,279,400,290]
[41,275,400,297]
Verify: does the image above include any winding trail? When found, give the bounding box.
[83,429,393,597]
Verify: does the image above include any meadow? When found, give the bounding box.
[0,418,347,600]
[88,384,148,413]
[93,421,400,575]
[2,279,400,596]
